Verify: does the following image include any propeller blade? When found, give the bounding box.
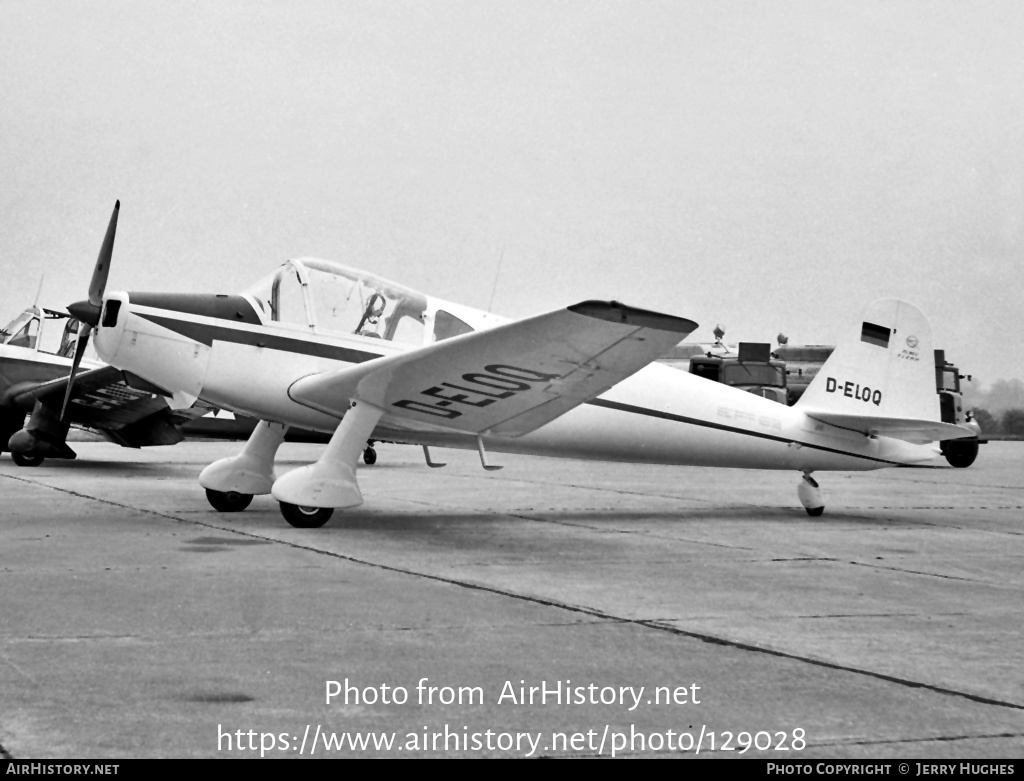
[60,201,120,421]
[59,322,92,421]
[89,200,120,307]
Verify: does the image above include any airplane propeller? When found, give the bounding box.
[60,201,119,420]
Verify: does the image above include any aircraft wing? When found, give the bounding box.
[289,300,697,437]
[803,410,977,444]
[12,365,212,447]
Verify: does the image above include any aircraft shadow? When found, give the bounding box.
[234,505,894,531]
[1,458,184,475]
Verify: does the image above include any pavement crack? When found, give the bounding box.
[844,560,985,582]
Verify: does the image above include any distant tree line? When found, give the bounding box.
[964,378,1024,416]
[962,378,1024,438]
[972,408,1024,438]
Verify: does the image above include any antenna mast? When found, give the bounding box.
[487,245,505,312]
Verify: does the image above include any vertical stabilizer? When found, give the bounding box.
[796,299,940,422]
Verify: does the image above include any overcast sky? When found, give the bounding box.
[2,1,1022,387]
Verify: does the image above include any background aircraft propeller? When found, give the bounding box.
[60,201,119,420]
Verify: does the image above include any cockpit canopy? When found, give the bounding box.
[244,258,475,346]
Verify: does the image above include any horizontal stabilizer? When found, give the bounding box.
[288,300,697,437]
[803,410,976,444]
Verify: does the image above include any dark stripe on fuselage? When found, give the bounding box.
[134,312,383,364]
[128,293,263,325]
[585,397,905,466]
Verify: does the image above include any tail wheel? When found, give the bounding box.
[280,502,333,528]
[363,446,377,465]
[205,489,253,512]
[11,452,44,467]
[797,472,824,517]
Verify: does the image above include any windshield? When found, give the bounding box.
[722,363,786,388]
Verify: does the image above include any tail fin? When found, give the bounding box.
[796,299,971,443]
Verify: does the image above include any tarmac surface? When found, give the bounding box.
[0,439,1022,759]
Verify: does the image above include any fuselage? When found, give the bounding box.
[0,346,77,407]
[90,282,938,474]
[0,329,102,410]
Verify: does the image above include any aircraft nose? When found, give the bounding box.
[67,299,101,326]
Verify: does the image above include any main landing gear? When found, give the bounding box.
[205,489,253,512]
[797,472,825,517]
[363,442,377,465]
[200,406,381,528]
[279,503,334,528]
[6,401,77,467]
[271,401,382,527]
[11,452,45,467]
[200,420,286,514]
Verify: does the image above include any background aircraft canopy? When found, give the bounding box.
[2,306,80,357]
[1,309,39,348]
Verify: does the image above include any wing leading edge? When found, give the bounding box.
[288,300,697,437]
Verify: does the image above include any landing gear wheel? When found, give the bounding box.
[805,506,825,517]
[280,502,334,528]
[363,446,377,465]
[205,489,253,512]
[941,438,979,469]
[11,452,44,467]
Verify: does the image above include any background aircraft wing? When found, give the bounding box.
[803,410,976,444]
[289,300,697,437]
[12,366,212,447]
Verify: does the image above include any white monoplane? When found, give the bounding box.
[64,203,976,527]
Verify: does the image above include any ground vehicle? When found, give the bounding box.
[659,329,789,404]
[933,349,982,467]
[773,343,981,467]
[662,336,980,468]
[771,343,834,405]
[689,342,788,404]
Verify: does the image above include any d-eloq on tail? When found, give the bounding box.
[787,298,976,513]
[65,202,978,526]
[799,299,952,436]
